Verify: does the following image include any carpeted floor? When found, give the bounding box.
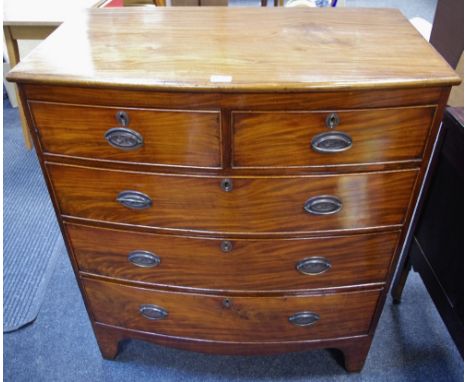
[3,98,61,332]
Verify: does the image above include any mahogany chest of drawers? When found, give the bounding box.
[8,7,459,372]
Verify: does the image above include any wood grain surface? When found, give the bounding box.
[30,101,221,168]
[48,163,418,235]
[67,223,399,292]
[93,322,373,363]
[23,84,444,110]
[83,277,381,342]
[7,8,460,91]
[233,107,435,168]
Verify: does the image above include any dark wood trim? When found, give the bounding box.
[79,271,385,297]
[411,238,464,356]
[391,254,411,303]
[41,152,423,176]
[93,321,372,371]
[391,107,464,356]
[61,214,405,240]
[23,85,444,110]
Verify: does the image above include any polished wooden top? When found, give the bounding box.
[7,7,460,91]
[3,0,107,26]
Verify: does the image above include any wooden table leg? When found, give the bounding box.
[391,251,411,303]
[3,25,33,150]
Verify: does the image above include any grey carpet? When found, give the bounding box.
[4,244,463,381]
[3,99,61,332]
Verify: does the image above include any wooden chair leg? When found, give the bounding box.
[391,254,411,304]
[3,26,33,150]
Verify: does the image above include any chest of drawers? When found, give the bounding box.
[8,7,459,372]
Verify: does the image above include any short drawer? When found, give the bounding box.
[232,107,435,168]
[29,102,221,168]
[48,163,417,235]
[83,277,381,342]
[68,223,399,292]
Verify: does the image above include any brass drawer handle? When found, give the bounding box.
[128,250,160,268]
[304,195,342,215]
[105,127,144,151]
[139,304,168,320]
[104,110,143,151]
[311,131,352,153]
[116,190,152,209]
[289,311,320,327]
[296,257,331,275]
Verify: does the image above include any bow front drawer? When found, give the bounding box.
[29,102,221,168]
[67,223,399,292]
[83,277,381,342]
[47,163,417,234]
[232,107,435,168]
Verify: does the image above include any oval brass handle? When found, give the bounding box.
[128,250,160,268]
[296,257,331,275]
[139,304,168,320]
[289,311,320,327]
[311,131,352,153]
[304,195,342,215]
[105,127,144,151]
[116,190,152,209]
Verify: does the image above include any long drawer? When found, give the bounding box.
[48,163,417,234]
[29,102,221,168]
[232,107,435,168]
[83,277,381,342]
[67,223,399,291]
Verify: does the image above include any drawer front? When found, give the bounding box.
[232,107,435,168]
[30,102,221,168]
[83,278,381,342]
[68,223,399,291]
[49,163,417,234]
